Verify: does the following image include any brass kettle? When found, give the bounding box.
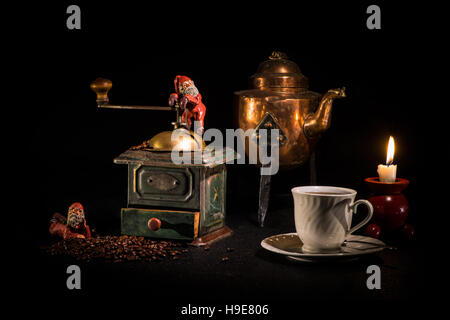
[234,51,346,169]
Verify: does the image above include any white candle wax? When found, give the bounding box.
[378,136,397,182]
[377,164,397,182]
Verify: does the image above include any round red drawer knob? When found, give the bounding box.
[147,218,162,231]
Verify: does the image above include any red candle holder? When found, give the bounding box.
[364,177,410,233]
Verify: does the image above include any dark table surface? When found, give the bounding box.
[17,192,429,316]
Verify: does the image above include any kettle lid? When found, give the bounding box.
[251,51,309,89]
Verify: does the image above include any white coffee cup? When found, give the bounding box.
[291,186,373,253]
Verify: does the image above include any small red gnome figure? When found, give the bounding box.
[169,75,206,135]
[49,202,91,240]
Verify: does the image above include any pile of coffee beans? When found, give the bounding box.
[45,235,188,262]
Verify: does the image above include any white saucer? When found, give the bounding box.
[261,233,386,263]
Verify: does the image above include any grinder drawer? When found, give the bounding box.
[121,208,199,240]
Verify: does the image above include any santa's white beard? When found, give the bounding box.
[183,85,199,96]
[68,213,84,228]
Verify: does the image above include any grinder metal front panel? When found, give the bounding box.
[128,164,200,210]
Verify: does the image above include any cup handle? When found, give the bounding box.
[348,199,373,235]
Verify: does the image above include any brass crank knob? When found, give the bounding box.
[147,218,162,231]
[90,78,112,105]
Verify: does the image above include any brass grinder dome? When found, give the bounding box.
[147,128,206,152]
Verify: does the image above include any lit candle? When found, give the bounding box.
[377,136,397,182]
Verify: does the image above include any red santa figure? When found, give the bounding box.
[49,202,92,240]
[169,75,206,135]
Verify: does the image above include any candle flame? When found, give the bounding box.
[386,136,395,165]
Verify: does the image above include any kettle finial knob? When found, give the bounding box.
[269,51,288,60]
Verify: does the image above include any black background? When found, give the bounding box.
[11,0,440,314]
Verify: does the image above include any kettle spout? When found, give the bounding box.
[304,87,346,138]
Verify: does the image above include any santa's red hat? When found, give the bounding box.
[69,202,84,212]
[174,75,192,92]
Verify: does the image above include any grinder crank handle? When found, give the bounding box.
[90,78,175,111]
[90,78,112,105]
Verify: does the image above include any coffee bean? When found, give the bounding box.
[44,235,189,263]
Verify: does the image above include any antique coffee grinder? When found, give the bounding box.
[234,51,346,226]
[90,77,234,245]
